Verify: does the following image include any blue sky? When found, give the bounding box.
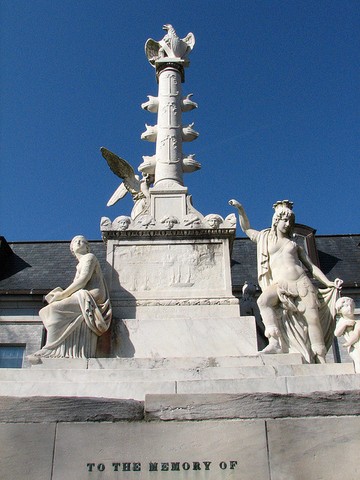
[1,0,359,241]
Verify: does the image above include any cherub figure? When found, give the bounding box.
[136,214,155,229]
[160,215,179,230]
[113,216,131,231]
[335,297,360,372]
[204,214,223,229]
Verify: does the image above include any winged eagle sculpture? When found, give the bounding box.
[100,147,153,213]
[145,24,195,66]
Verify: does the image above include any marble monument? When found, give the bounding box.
[100,25,256,358]
[1,24,359,480]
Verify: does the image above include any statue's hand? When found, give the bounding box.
[49,291,64,303]
[229,199,242,209]
[334,278,343,289]
[326,278,343,289]
[342,318,356,328]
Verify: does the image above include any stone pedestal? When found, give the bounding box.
[150,188,188,222]
[103,228,257,358]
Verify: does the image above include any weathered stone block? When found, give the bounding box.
[0,423,56,480]
[267,416,360,480]
[52,420,269,480]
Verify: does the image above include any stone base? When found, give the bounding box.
[1,354,359,479]
[113,315,257,358]
[103,229,247,358]
[1,393,360,480]
[0,354,358,401]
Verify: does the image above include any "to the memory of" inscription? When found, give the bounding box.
[86,460,238,472]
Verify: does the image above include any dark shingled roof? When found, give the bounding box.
[0,239,106,293]
[0,235,359,293]
[315,235,360,287]
[230,237,258,289]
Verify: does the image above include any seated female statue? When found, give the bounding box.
[31,236,112,360]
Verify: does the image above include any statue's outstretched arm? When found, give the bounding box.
[228,199,259,239]
[298,247,343,288]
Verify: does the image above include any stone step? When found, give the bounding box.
[0,380,175,400]
[275,362,354,376]
[0,362,353,384]
[0,364,360,400]
[1,355,356,401]
[0,369,358,401]
[176,373,360,396]
[29,353,305,370]
[0,365,279,382]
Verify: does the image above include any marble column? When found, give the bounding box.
[154,64,185,190]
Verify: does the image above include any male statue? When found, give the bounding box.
[229,199,342,363]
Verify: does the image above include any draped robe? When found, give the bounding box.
[253,229,339,363]
[36,253,112,359]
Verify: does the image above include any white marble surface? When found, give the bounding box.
[177,377,288,395]
[53,420,268,480]
[0,423,56,480]
[267,416,360,480]
[106,236,234,301]
[115,316,257,358]
[0,354,357,401]
[3,409,360,480]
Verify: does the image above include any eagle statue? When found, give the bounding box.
[145,24,195,67]
[100,147,153,208]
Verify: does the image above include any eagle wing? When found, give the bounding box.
[182,32,195,56]
[145,38,161,66]
[101,147,141,204]
[106,183,128,207]
[101,147,135,179]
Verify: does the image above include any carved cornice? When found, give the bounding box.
[155,60,187,82]
[111,297,239,307]
[102,228,236,242]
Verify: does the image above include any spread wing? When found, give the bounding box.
[107,183,128,207]
[101,147,141,204]
[145,38,161,66]
[182,32,195,55]
[101,147,135,179]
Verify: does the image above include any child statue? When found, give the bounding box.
[335,297,360,372]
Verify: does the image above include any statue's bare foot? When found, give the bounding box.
[312,344,326,364]
[261,336,282,354]
[26,354,42,365]
[261,343,282,354]
[315,354,326,364]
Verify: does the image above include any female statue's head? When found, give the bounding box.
[271,200,295,237]
[70,235,90,256]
